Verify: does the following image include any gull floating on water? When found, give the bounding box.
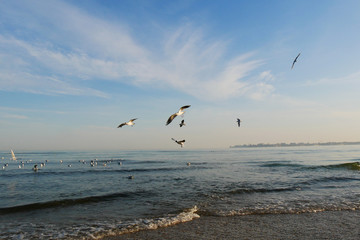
[171,138,185,148]
[117,118,138,128]
[291,53,301,69]
[166,105,191,126]
[33,165,38,172]
[237,118,242,127]
[179,119,186,127]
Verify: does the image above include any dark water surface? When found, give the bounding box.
[1,145,359,239]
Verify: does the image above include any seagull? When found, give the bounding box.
[291,53,301,69]
[171,138,185,148]
[33,165,38,172]
[179,119,186,127]
[117,118,138,128]
[237,118,242,127]
[166,105,191,126]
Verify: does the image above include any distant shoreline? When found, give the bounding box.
[230,141,360,148]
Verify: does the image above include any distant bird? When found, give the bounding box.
[33,165,38,172]
[179,119,186,127]
[117,118,138,128]
[171,138,185,148]
[291,53,301,69]
[128,175,134,179]
[237,118,242,127]
[166,105,191,126]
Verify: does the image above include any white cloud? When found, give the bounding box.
[0,71,109,98]
[304,71,360,86]
[0,0,272,101]
[2,114,28,119]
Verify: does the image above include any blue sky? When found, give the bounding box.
[1,0,360,150]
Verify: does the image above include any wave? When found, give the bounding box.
[261,162,304,168]
[0,206,200,240]
[261,161,360,171]
[227,186,301,195]
[317,162,360,171]
[300,176,360,186]
[1,165,203,177]
[206,204,360,217]
[99,206,200,239]
[0,190,151,214]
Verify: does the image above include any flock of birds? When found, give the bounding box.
[117,105,192,148]
[2,54,301,174]
[116,53,301,148]
[1,155,126,174]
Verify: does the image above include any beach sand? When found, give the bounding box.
[101,210,360,240]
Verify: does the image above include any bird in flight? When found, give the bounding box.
[171,138,185,148]
[291,53,301,69]
[237,118,242,127]
[117,118,137,128]
[166,105,191,125]
[179,119,186,127]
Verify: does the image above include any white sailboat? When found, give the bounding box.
[10,149,17,161]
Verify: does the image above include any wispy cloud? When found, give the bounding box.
[2,113,28,119]
[304,71,360,86]
[0,0,272,101]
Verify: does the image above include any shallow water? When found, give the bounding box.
[1,145,360,239]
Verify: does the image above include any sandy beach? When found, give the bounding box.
[102,210,360,240]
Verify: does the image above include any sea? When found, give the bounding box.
[1,145,360,239]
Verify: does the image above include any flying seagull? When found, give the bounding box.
[166,105,191,126]
[291,53,301,69]
[171,138,185,148]
[179,119,186,127]
[237,118,242,127]
[117,118,138,128]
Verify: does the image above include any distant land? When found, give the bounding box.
[230,141,360,148]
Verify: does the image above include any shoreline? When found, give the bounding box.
[101,210,360,240]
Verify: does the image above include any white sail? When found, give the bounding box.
[10,149,16,161]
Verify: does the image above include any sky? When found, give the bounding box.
[1,0,360,151]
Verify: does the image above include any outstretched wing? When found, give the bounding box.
[129,118,137,122]
[117,123,126,128]
[166,113,177,125]
[291,53,301,69]
[178,140,185,143]
[180,105,191,111]
[171,138,177,142]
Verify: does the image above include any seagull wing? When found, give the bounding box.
[291,53,301,69]
[178,140,185,143]
[171,138,177,142]
[180,105,191,111]
[129,118,137,122]
[166,113,177,125]
[117,123,126,128]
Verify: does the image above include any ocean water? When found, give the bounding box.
[0,145,360,239]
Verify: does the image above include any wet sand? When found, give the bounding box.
[102,210,360,240]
